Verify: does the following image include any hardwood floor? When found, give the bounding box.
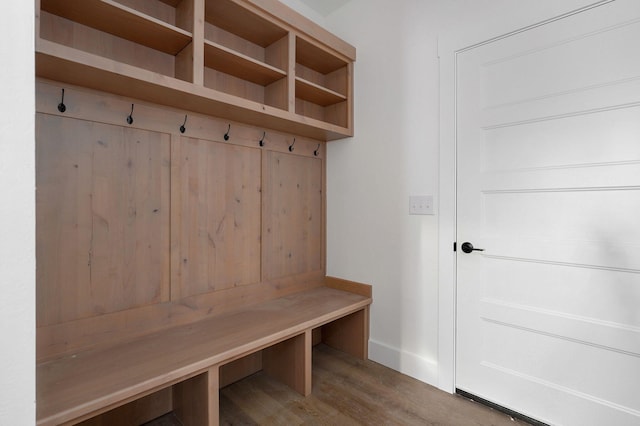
[218,344,528,425]
[147,344,529,425]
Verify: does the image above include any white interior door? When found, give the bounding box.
[456,1,640,425]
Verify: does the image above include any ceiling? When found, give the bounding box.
[297,0,353,16]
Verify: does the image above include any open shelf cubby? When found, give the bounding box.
[36,0,356,140]
[204,0,289,110]
[295,36,350,128]
[39,0,194,82]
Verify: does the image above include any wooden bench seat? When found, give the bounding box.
[37,284,372,425]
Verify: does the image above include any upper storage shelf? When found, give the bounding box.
[40,0,193,55]
[36,0,356,141]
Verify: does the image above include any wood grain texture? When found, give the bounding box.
[36,81,329,360]
[219,352,263,388]
[263,151,323,280]
[41,0,192,55]
[36,287,371,425]
[263,331,312,396]
[205,0,287,48]
[325,276,372,298]
[36,0,355,140]
[322,308,369,360]
[76,388,172,426]
[35,46,351,140]
[218,344,525,426]
[173,137,261,299]
[36,114,170,327]
[173,371,213,426]
[204,40,286,86]
[39,11,177,78]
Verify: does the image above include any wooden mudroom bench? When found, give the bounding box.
[36,279,372,426]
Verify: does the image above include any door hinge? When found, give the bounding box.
[453,242,457,252]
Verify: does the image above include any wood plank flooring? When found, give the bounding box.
[147,344,530,425]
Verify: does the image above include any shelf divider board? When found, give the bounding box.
[204,40,286,86]
[295,77,346,106]
[41,0,192,55]
[192,0,205,85]
[286,33,297,113]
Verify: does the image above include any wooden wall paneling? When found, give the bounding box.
[263,151,323,280]
[36,114,171,327]
[36,82,327,361]
[173,137,261,299]
[36,80,326,154]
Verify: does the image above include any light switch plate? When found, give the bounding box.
[409,195,434,215]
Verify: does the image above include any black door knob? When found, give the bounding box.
[461,242,484,254]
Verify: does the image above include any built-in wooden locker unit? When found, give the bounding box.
[35,0,357,424]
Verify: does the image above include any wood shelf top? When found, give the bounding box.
[37,286,371,425]
[206,0,288,48]
[296,37,348,75]
[204,40,286,86]
[295,77,347,106]
[36,40,351,140]
[41,0,192,56]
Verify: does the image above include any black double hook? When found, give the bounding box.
[259,132,266,147]
[288,138,296,152]
[314,144,321,156]
[126,104,134,125]
[57,89,66,113]
[179,115,187,134]
[224,124,231,141]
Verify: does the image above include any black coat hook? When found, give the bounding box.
[259,132,266,147]
[224,124,231,141]
[179,115,187,134]
[57,89,66,113]
[126,104,134,125]
[288,138,296,152]
[314,144,321,156]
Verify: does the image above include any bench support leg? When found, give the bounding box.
[173,367,219,426]
[263,330,312,396]
[322,307,369,360]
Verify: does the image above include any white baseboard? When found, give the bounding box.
[368,339,438,387]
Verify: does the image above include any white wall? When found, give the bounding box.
[0,2,35,424]
[281,0,599,387]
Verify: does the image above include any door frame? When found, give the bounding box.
[436,0,614,393]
